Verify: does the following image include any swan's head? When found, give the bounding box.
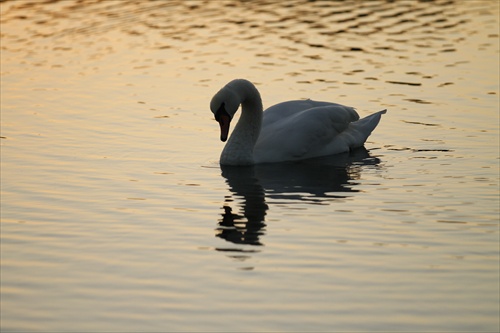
[210,87,240,142]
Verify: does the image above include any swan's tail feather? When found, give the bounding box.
[347,109,387,148]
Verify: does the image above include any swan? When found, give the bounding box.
[210,79,386,165]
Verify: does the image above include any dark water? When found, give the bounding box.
[1,0,499,331]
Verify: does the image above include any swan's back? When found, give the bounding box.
[262,99,358,127]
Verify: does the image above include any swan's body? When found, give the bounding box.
[210,79,386,165]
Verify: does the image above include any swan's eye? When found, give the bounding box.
[215,103,230,122]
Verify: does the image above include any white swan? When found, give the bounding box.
[210,79,386,165]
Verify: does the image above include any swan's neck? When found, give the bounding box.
[220,80,263,165]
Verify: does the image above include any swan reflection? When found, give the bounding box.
[216,147,380,247]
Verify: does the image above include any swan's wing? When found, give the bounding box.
[341,109,387,149]
[255,104,360,163]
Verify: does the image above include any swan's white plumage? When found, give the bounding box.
[210,79,386,165]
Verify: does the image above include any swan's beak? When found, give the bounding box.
[214,103,231,142]
[218,114,231,142]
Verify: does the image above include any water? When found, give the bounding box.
[1,0,498,331]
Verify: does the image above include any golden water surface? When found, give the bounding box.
[1,0,499,331]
